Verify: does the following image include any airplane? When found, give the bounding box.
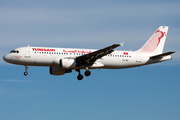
[3,26,175,80]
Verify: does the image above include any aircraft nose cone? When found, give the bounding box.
[3,55,8,62]
[3,54,10,62]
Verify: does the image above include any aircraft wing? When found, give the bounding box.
[76,43,123,67]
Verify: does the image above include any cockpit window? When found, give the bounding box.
[10,50,19,53]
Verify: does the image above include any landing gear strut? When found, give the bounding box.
[75,68,91,80]
[24,66,28,76]
[76,69,83,80]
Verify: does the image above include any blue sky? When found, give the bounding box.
[0,0,180,120]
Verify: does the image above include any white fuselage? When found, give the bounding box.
[2,26,174,80]
[3,46,171,69]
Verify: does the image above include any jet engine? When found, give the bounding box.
[50,67,72,75]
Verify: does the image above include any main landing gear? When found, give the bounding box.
[84,67,91,76]
[76,68,91,80]
[24,66,28,76]
[76,69,83,80]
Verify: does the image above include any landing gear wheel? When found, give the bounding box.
[24,66,29,76]
[24,72,28,76]
[76,69,84,80]
[77,74,83,80]
[84,70,91,76]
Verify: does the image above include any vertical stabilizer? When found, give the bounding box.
[138,26,168,55]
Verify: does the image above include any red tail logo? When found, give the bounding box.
[156,30,166,46]
[140,29,166,53]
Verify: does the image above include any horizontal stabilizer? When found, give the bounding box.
[150,51,175,59]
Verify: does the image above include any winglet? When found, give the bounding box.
[120,42,124,47]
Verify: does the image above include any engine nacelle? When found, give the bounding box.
[50,67,65,75]
[61,59,76,69]
[50,67,72,76]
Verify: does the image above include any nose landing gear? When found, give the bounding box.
[24,66,28,76]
